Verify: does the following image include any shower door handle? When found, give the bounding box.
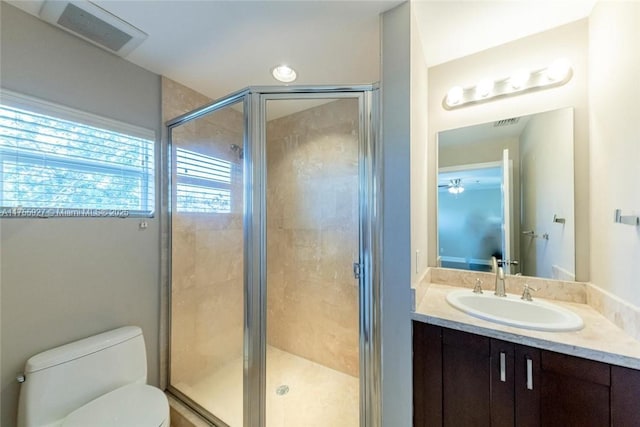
[353,263,363,279]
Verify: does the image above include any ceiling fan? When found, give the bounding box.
[438,178,465,194]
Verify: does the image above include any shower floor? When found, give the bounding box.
[174,346,359,427]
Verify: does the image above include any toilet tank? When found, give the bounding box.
[17,326,148,427]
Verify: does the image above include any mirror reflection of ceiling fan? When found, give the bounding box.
[438,178,465,194]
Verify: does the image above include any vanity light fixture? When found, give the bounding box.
[446,86,464,106]
[443,58,573,110]
[271,64,297,83]
[509,69,531,90]
[545,58,572,82]
[475,79,494,99]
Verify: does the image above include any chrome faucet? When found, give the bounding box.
[492,256,507,297]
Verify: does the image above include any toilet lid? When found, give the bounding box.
[62,384,169,427]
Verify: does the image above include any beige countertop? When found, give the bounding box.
[412,282,640,370]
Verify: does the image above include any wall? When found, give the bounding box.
[0,4,162,426]
[438,137,519,168]
[380,2,413,425]
[520,108,575,279]
[410,2,430,284]
[427,19,590,281]
[588,2,640,307]
[163,78,245,385]
[266,99,360,377]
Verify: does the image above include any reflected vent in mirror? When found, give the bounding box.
[494,117,520,127]
[39,0,148,57]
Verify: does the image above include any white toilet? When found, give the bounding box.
[17,326,170,427]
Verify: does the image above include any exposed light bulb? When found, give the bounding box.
[475,79,494,99]
[271,65,297,83]
[509,69,530,90]
[446,86,464,106]
[545,58,571,82]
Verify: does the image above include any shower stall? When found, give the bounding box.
[165,86,380,427]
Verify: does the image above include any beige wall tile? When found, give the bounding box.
[266,99,360,377]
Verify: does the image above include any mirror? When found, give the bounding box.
[436,108,575,280]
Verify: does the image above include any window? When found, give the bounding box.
[0,91,155,218]
[175,147,232,213]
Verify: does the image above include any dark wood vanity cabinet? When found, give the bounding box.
[611,365,640,426]
[413,321,640,427]
[413,320,443,426]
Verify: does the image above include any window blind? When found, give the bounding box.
[175,147,232,213]
[0,94,155,218]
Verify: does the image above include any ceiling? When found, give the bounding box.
[7,0,597,103]
[439,114,531,147]
[437,112,535,190]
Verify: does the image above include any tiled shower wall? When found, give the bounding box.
[266,99,360,377]
[165,79,359,383]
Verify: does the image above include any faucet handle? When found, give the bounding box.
[473,278,483,294]
[521,284,538,301]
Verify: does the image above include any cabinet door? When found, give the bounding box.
[611,365,640,426]
[413,322,443,427]
[539,351,610,427]
[491,340,515,427]
[442,328,492,427]
[514,345,541,427]
[413,324,639,427]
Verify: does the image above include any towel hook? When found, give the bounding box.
[553,214,565,224]
[614,209,639,226]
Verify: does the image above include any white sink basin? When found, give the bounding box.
[446,289,584,332]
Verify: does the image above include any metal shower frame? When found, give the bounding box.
[164,85,382,427]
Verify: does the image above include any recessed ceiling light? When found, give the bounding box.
[271,65,297,83]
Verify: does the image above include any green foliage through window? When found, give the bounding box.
[0,102,155,217]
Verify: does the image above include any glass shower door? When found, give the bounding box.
[169,100,245,426]
[264,97,361,427]
[167,86,379,427]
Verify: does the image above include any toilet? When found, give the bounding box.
[17,326,169,427]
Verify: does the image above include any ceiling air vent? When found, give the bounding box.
[39,0,147,57]
[493,117,520,127]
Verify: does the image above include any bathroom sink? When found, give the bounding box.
[445,289,584,332]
